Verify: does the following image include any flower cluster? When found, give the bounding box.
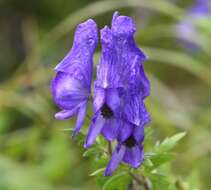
[51,12,150,176]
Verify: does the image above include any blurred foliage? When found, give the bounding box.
[0,0,211,189]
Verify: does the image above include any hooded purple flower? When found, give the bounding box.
[84,26,123,148]
[177,0,210,48]
[50,11,151,177]
[51,19,98,135]
[84,12,150,148]
[105,124,145,176]
[191,0,210,15]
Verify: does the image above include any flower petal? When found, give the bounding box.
[55,108,78,120]
[101,118,119,141]
[84,113,105,148]
[72,101,88,136]
[118,121,133,143]
[111,12,149,96]
[139,64,150,99]
[51,72,89,110]
[104,144,126,176]
[93,86,106,112]
[112,11,119,24]
[123,145,144,168]
[95,13,149,94]
[123,95,150,127]
[106,88,122,113]
[55,19,98,87]
[133,126,144,142]
[111,12,136,37]
[95,26,120,88]
[52,19,98,126]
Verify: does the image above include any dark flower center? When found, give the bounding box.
[101,104,113,118]
[124,136,136,148]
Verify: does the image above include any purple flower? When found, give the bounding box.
[51,12,151,176]
[84,26,122,148]
[177,0,210,48]
[105,124,144,176]
[84,12,150,148]
[191,0,210,15]
[51,19,98,135]
[123,95,150,128]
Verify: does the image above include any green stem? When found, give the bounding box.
[128,172,150,190]
[86,114,92,121]
[108,142,112,156]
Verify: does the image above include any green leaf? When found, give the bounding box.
[62,128,86,136]
[156,132,187,153]
[149,173,171,190]
[144,132,186,171]
[143,157,154,168]
[62,128,87,146]
[102,172,131,190]
[149,153,175,171]
[90,168,105,176]
[83,148,97,157]
[92,157,110,187]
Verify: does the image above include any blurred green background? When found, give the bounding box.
[0,0,211,189]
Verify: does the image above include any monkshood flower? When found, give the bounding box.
[191,0,210,15]
[51,19,98,136]
[104,97,150,176]
[177,0,210,48]
[123,95,150,129]
[84,12,150,148]
[105,124,145,176]
[51,11,151,176]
